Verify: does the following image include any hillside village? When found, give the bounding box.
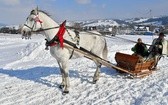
[0,16,168,35]
[78,16,168,35]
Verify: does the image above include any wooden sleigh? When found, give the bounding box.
[115,52,155,78]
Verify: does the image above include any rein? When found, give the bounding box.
[32,26,60,32]
[24,23,60,33]
[114,36,152,46]
[66,26,113,38]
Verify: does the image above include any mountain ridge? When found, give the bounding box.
[79,16,168,27]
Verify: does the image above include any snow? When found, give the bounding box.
[83,20,119,27]
[0,33,168,105]
[134,18,149,23]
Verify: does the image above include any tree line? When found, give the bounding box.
[0,26,21,34]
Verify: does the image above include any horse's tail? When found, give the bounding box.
[102,39,108,60]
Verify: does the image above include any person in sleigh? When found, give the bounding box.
[131,38,148,62]
[148,32,168,70]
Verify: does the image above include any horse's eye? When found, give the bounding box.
[29,18,34,21]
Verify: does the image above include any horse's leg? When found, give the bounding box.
[57,62,65,89]
[93,62,101,84]
[61,61,70,93]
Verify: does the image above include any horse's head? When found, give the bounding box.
[21,8,43,36]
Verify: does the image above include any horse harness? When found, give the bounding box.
[24,11,80,59]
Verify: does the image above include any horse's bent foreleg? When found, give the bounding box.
[93,62,101,84]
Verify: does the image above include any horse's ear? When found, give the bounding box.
[35,6,38,11]
[30,10,35,15]
[35,6,39,14]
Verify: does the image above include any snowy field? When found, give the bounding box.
[0,33,168,105]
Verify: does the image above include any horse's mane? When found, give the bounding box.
[39,10,50,17]
[30,9,50,17]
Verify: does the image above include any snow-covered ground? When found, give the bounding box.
[0,33,168,105]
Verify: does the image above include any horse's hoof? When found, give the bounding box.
[92,80,97,84]
[59,85,64,89]
[62,90,69,95]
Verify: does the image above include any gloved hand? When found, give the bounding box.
[155,45,162,49]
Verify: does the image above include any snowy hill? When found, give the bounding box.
[77,16,168,27]
[125,16,168,26]
[0,33,168,105]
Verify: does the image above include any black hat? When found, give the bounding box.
[159,32,165,36]
[137,38,142,42]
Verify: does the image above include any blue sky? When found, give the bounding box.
[0,0,168,25]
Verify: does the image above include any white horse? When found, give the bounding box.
[21,8,108,94]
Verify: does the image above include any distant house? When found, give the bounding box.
[133,25,151,35]
[135,25,149,31]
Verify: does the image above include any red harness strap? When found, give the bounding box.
[56,20,66,48]
[49,43,57,46]
[47,20,66,48]
[34,16,43,23]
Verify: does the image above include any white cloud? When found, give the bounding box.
[75,0,92,4]
[0,0,20,6]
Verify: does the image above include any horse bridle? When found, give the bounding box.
[24,12,43,32]
[24,11,61,33]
